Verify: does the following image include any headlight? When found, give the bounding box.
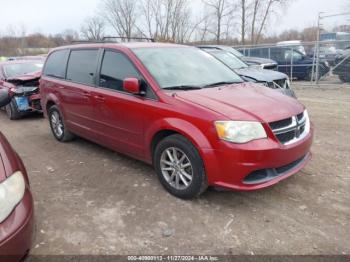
[215,121,267,143]
[0,171,25,223]
[286,77,291,89]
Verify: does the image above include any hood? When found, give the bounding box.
[235,67,287,82]
[176,83,303,122]
[6,71,41,85]
[241,56,277,65]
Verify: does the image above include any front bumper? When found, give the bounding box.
[0,189,34,261]
[203,127,313,191]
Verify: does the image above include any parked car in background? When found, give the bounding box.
[0,60,43,119]
[241,47,330,80]
[197,45,278,70]
[277,41,306,55]
[0,90,34,261]
[333,48,350,83]
[200,47,296,98]
[40,43,313,199]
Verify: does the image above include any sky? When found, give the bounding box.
[0,0,348,36]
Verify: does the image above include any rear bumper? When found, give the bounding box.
[203,127,313,191]
[0,190,34,261]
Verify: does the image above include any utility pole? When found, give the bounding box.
[315,12,322,85]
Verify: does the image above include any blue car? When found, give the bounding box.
[240,47,330,80]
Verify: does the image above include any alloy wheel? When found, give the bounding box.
[160,147,193,190]
[51,111,64,138]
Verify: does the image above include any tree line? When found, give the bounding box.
[81,0,293,44]
[0,0,349,56]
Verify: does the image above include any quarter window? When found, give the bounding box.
[66,49,99,85]
[43,50,69,79]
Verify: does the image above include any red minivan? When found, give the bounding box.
[40,43,313,199]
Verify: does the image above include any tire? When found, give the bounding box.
[154,134,208,199]
[5,99,22,120]
[48,105,75,142]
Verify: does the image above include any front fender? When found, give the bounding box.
[145,117,214,163]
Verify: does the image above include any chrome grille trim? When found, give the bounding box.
[269,110,310,145]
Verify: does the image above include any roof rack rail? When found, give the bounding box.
[102,36,155,42]
[71,40,104,44]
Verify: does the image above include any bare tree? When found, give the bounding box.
[140,0,194,43]
[240,0,247,44]
[101,0,138,39]
[202,0,234,44]
[249,0,260,43]
[248,0,292,44]
[81,16,105,40]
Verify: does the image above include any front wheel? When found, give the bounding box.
[48,105,75,142]
[154,134,208,199]
[5,99,22,120]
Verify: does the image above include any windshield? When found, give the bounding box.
[3,62,43,78]
[212,51,248,69]
[133,47,243,89]
[228,48,244,58]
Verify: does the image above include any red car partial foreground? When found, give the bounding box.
[0,60,43,120]
[0,92,34,261]
[40,43,313,199]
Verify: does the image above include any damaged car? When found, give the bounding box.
[200,47,296,98]
[0,60,43,120]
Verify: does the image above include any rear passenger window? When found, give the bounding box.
[66,49,99,85]
[99,51,140,91]
[43,50,69,79]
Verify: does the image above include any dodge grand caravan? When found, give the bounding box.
[40,43,313,199]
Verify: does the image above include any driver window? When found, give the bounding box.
[99,51,140,92]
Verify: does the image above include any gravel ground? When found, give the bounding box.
[0,85,349,255]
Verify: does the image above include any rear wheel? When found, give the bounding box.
[154,134,208,199]
[5,99,22,120]
[48,105,75,142]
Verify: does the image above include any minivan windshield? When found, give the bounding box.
[211,51,248,70]
[133,47,243,89]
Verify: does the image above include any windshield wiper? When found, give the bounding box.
[163,85,203,90]
[203,81,242,88]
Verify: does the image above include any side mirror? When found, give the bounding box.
[0,89,11,107]
[123,78,141,95]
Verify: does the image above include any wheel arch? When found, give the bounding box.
[146,118,213,164]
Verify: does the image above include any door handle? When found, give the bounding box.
[94,95,106,102]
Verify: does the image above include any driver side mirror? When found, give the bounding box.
[123,78,141,95]
[0,89,11,107]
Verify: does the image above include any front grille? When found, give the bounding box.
[273,79,287,88]
[243,154,308,185]
[269,111,310,145]
[269,118,292,130]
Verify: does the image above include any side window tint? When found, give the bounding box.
[43,50,69,78]
[66,50,99,85]
[99,51,140,91]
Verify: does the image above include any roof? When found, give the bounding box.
[51,42,190,52]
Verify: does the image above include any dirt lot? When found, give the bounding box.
[0,85,349,255]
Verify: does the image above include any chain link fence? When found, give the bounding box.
[234,39,350,87]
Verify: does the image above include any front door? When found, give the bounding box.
[91,50,154,160]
